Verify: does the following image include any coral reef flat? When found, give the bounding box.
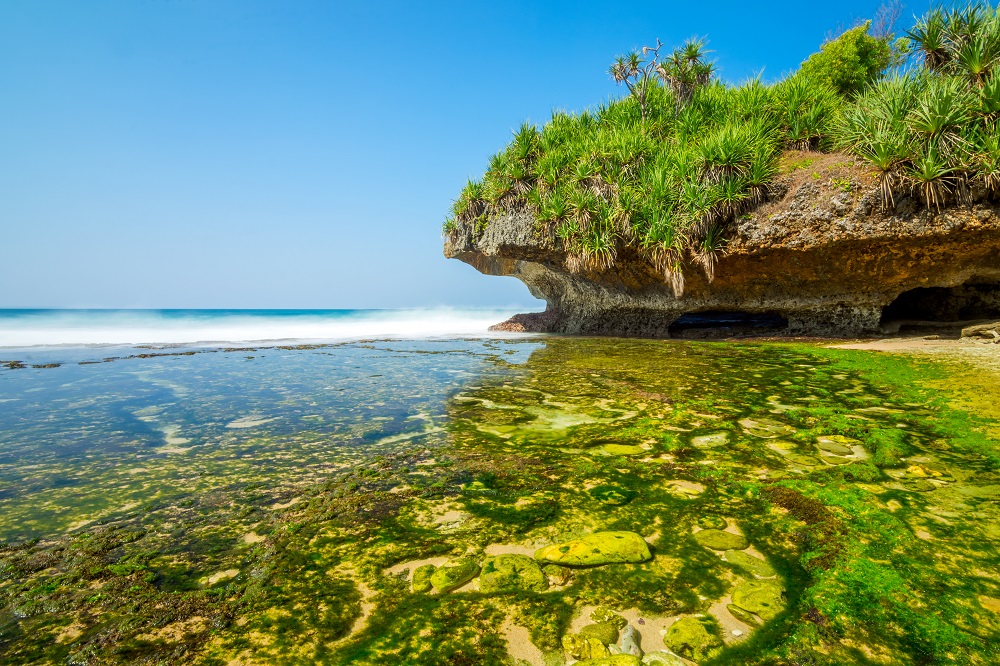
[1,338,999,664]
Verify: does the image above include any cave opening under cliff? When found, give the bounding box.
[880,282,1000,330]
[668,311,789,338]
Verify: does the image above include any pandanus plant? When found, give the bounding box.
[657,39,716,113]
[609,41,665,123]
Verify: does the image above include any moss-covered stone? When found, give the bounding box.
[589,484,638,506]
[694,529,749,551]
[429,558,479,593]
[478,554,546,593]
[602,443,644,456]
[543,563,572,585]
[665,616,722,661]
[575,656,642,666]
[727,603,762,627]
[534,532,652,566]
[697,515,727,530]
[732,580,785,620]
[641,650,687,665]
[578,622,620,645]
[563,633,611,659]
[591,606,628,630]
[412,564,435,593]
[739,418,795,438]
[724,550,776,577]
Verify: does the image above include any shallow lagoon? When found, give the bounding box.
[1,338,999,665]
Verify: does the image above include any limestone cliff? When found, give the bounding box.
[444,152,1000,337]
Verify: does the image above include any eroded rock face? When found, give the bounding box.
[444,155,1000,337]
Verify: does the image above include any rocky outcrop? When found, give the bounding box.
[444,153,1000,337]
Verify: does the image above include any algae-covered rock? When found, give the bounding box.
[543,563,572,586]
[479,554,546,593]
[590,606,629,630]
[535,532,652,566]
[691,432,728,448]
[694,529,749,551]
[731,580,785,620]
[786,453,822,467]
[727,603,762,627]
[739,418,795,438]
[578,622,620,645]
[619,624,642,656]
[429,557,479,593]
[589,484,638,506]
[664,616,722,661]
[642,650,686,665]
[724,550,776,577]
[412,564,435,593]
[697,515,727,530]
[816,435,857,455]
[603,443,644,456]
[563,634,611,659]
[575,656,642,666]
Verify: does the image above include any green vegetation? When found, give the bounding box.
[446,3,1000,288]
[837,3,1000,210]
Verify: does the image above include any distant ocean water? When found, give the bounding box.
[0,308,534,348]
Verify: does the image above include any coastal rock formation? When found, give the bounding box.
[534,531,652,566]
[444,153,1000,337]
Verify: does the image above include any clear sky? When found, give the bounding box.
[0,1,929,309]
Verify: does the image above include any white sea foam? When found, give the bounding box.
[0,309,536,348]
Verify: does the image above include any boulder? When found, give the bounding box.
[479,554,547,593]
[429,558,479,593]
[534,532,652,566]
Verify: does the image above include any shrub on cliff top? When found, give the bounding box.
[834,2,1000,211]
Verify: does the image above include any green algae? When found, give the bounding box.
[1,338,999,665]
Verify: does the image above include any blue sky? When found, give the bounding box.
[0,1,928,308]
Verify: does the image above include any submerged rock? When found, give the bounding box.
[543,563,573,586]
[534,532,652,566]
[411,564,435,593]
[724,549,776,577]
[619,624,642,656]
[816,435,860,455]
[664,616,722,662]
[479,554,547,593]
[697,515,727,530]
[694,529,749,551]
[578,622,620,645]
[727,603,762,627]
[589,484,638,506]
[429,558,479,593]
[575,656,642,666]
[642,650,686,665]
[591,606,628,630]
[603,443,645,456]
[739,418,795,438]
[731,580,786,620]
[691,432,728,448]
[563,634,611,660]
